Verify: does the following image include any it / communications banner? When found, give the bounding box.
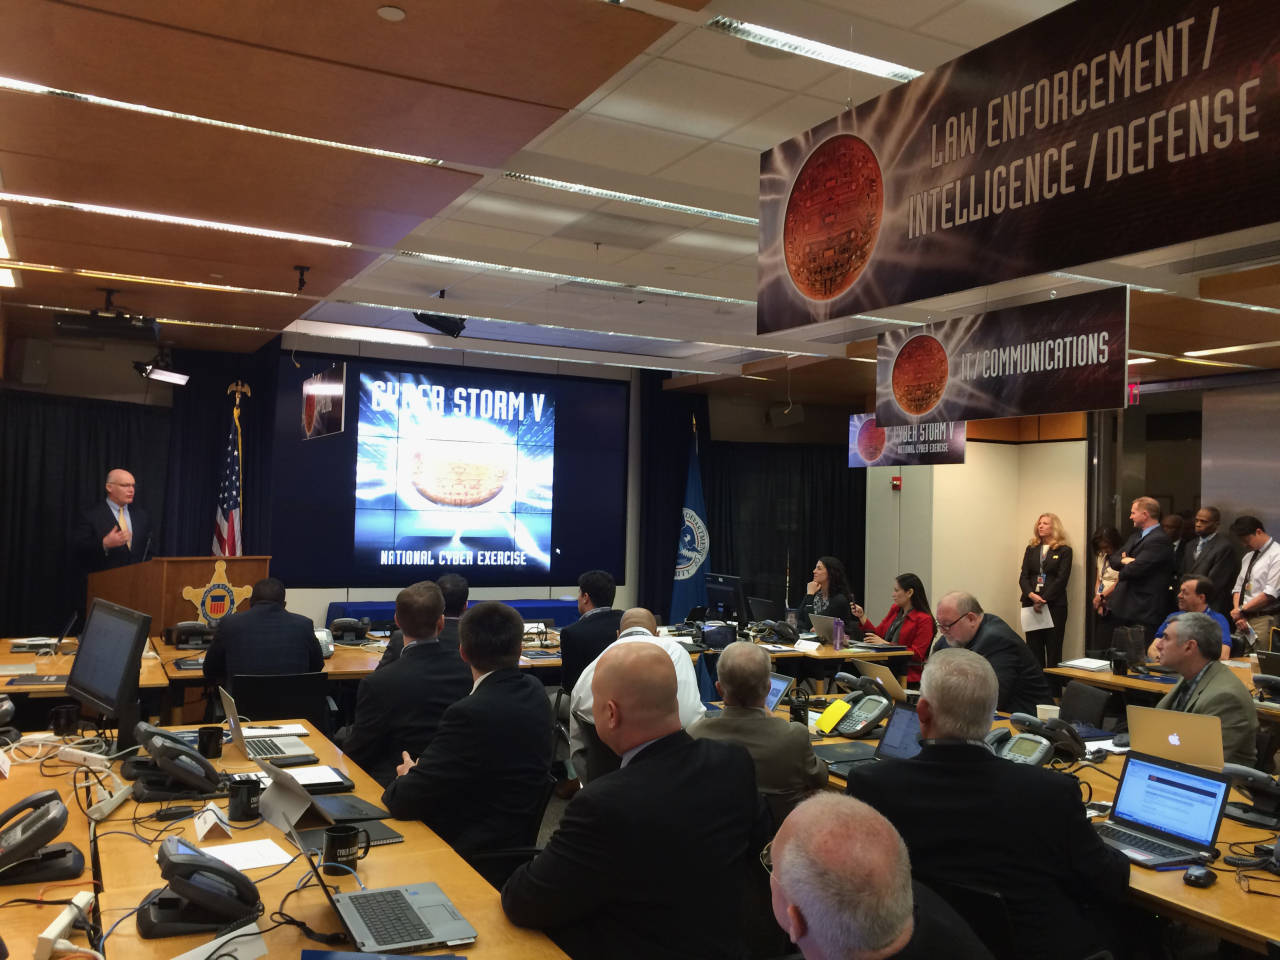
[758,0,1280,332]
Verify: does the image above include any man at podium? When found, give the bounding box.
[72,468,152,573]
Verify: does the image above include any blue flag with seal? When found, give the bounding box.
[670,436,709,624]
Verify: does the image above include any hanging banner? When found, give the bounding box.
[302,364,346,439]
[758,0,1280,333]
[875,287,1127,427]
[848,414,966,468]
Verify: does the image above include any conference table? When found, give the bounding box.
[1047,659,1280,723]
[0,637,171,695]
[813,710,1280,953]
[7,720,567,959]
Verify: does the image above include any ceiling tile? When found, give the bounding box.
[453,192,589,237]
[648,229,759,263]
[610,251,725,277]
[802,71,900,109]
[654,142,762,195]
[698,262,759,287]
[534,114,704,176]
[807,0,959,30]
[407,219,543,254]
[590,60,790,140]
[722,95,847,151]
[554,211,682,251]
[660,28,839,90]
[523,236,636,265]
[916,0,1073,49]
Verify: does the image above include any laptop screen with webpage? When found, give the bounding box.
[765,673,794,712]
[1111,752,1230,848]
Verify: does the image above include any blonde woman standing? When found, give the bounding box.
[1019,513,1073,668]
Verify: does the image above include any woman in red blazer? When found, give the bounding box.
[851,573,936,684]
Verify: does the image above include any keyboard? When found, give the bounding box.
[349,889,432,945]
[243,737,282,758]
[1096,822,1191,860]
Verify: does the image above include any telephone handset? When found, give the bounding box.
[816,675,893,739]
[0,790,68,874]
[329,618,367,644]
[134,721,221,793]
[137,836,262,938]
[1009,712,1086,761]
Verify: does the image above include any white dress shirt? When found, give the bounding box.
[1233,538,1280,608]
[568,627,706,783]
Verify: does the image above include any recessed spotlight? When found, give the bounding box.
[377,6,406,22]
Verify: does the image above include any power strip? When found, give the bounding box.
[58,745,110,770]
[36,889,94,960]
[88,779,132,820]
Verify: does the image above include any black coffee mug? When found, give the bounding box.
[228,778,262,821]
[323,824,371,875]
[197,725,224,759]
[50,704,79,737]
[1110,652,1129,676]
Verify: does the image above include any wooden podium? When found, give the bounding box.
[86,556,270,630]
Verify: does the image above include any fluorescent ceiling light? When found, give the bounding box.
[0,191,350,247]
[1185,339,1280,357]
[705,17,923,82]
[0,76,445,167]
[133,360,189,385]
[1127,357,1156,365]
[502,172,757,225]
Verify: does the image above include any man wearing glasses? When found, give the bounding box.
[72,468,152,572]
[931,591,1052,715]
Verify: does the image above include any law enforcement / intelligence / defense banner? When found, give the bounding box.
[874,288,1127,427]
[758,0,1280,333]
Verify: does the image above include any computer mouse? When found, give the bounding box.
[1183,865,1217,888]
[1112,732,1130,748]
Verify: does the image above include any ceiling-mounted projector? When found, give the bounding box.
[412,311,466,338]
[54,309,159,342]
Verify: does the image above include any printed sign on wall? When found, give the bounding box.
[849,414,966,468]
[758,0,1280,333]
[875,287,1127,427]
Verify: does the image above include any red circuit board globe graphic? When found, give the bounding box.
[892,335,949,416]
[856,419,887,463]
[783,134,884,301]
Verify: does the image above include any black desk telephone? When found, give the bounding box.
[985,713,1086,765]
[0,790,85,885]
[130,722,223,799]
[815,674,893,739]
[137,836,262,939]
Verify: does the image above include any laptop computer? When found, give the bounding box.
[816,704,922,777]
[1094,751,1231,868]
[852,659,909,702]
[809,614,836,643]
[287,822,477,952]
[1126,704,1224,769]
[219,686,316,762]
[765,673,794,712]
[1257,649,1280,675]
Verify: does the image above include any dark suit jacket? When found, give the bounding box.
[343,637,473,786]
[847,742,1129,960]
[559,608,624,693]
[382,667,552,856]
[896,881,994,960]
[1018,544,1072,609]
[1181,534,1240,614]
[377,617,460,669]
[932,614,1052,715]
[1108,526,1175,628]
[502,731,763,960]
[202,602,321,688]
[71,501,152,573]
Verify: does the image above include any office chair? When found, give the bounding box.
[230,671,338,737]
[579,720,621,783]
[926,877,1017,960]
[1059,680,1113,730]
[468,771,558,889]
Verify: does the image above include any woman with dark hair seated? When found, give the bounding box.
[796,555,858,637]
[852,573,935,684]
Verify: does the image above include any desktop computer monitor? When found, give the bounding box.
[705,572,749,624]
[66,598,151,751]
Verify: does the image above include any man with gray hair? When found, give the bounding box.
[768,793,991,959]
[689,641,826,816]
[847,648,1129,960]
[1155,611,1259,766]
[932,591,1052,715]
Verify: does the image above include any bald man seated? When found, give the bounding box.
[770,793,992,960]
[503,642,764,960]
[568,606,706,784]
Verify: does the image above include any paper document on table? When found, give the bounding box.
[1020,605,1054,632]
[289,764,347,786]
[201,838,291,871]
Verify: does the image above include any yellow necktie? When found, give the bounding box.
[118,507,129,537]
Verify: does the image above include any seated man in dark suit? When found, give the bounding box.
[71,468,152,573]
[846,648,1130,960]
[931,591,1052,715]
[769,793,992,960]
[203,577,321,689]
[382,601,552,857]
[503,642,764,960]
[342,580,472,786]
[689,640,826,817]
[558,569,624,693]
[378,572,467,668]
[1155,611,1259,766]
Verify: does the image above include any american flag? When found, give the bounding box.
[213,403,243,556]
